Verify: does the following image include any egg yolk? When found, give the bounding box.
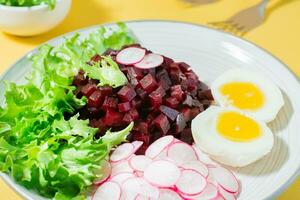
[216,111,261,142]
[220,82,265,110]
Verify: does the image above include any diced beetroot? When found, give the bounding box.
[169,68,180,84]
[176,114,187,133]
[178,62,190,72]
[73,71,87,86]
[99,86,113,96]
[153,114,170,135]
[129,109,139,120]
[118,102,131,112]
[198,89,214,100]
[118,85,137,102]
[170,63,180,70]
[102,96,118,110]
[180,128,193,145]
[165,97,179,109]
[88,90,103,107]
[192,99,202,107]
[127,67,144,80]
[87,106,101,116]
[123,113,134,124]
[136,122,149,135]
[149,91,163,108]
[201,100,211,109]
[139,74,158,93]
[89,118,105,129]
[183,95,193,107]
[181,107,191,122]
[190,107,201,119]
[81,83,97,97]
[129,77,139,87]
[103,48,118,56]
[135,143,148,155]
[186,79,198,93]
[154,85,166,97]
[162,56,174,67]
[136,88,147,99]
[103,109,124,126]
[131,98,142,109]
[185,71,198,80]
[91,54,102,62]
[148,68,156,77]
[171,85,184,101]
[159,105,179,121]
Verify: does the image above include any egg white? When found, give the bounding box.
[211,68,284,122]
[191,106,274,167]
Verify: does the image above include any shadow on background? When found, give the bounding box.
[266,0,298,19]
[3,0,110,45]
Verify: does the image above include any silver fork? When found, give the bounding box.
[209,0,269,35]
[182,0,217,4]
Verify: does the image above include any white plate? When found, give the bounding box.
[1,20,300,200]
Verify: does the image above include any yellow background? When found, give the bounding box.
[0,0,299,199]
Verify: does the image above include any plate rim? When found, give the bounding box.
[1,19,299,200]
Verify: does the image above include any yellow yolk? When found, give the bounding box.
[220,82,265,110]
[216,111,261,142]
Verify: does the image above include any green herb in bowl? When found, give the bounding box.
[0,0,55,9]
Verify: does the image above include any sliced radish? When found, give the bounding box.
[154,148,168,160]
[181,161,209,178]
[116,47,146,65]
[110,143,134,162]
[93,181,121,200]
[192,144,219,166]
[122,177,160,199]
[93,160,112,185]
[167,142,198,165]
[187,182,218,200]
[134,53,164,69]
[214,195,226,200]
[145,135,174,159]
[209,167,239,193]
[134,194,150,200]
[110,172,136,185]
[218,186,236,200]
[129,155,152,172]
[111,160,134,175]
[175,169,207,196]
[158,189,182,200]
[144,160,181,187]
[132,141,144,153]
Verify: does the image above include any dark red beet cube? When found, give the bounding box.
[159,105,179,121]
[118,85,137,102]
[149,91,163,108]
[183,95,193,107]
[186,79,198,92]
[165,97,179,109]
[102,96,118,110]
[185,71,198,80]
[103,48,118,56]
[198,89,214,101]
[170,63,180,70]
[139,74,158,93]
[88,90,103,107]
[162,56,174,67]
[99,86,113,96]
[190,107,201,119]
[178,62,190,72]
[136,122,149,135]
[123,113,133,124]
[129,108,139,120]
[180,128,193,145]
[91,54,102,62]
[118,102,131,112]
[176,114,187,133]
[103,109,124,126]
[73,71,87,86]
[153,114,170,135]
[136,88,147,99]
[87,106,101,116]
[131,98,142,109]
[154,85,166,97]
[127,67,144,80]
[171,85,184,101]
[169,68,181,84]
[81,83,97,97]
[181,107,191,122]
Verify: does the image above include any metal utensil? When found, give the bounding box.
[209,0,269,35]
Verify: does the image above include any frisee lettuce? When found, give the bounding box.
[0,0,56,9]
[0,23,136,199]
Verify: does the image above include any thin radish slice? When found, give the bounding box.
[187,182,218,200]
[181,160,209,178]
[93,181,121,200]
[110,172,136,185]
[116,47,146,65]
[145,135,174,158]
[192,144,219,166]
[132,141,144,153]
[154,148,168,160]
[135,194,150,200]
[218,186,236,200]
[134,53,164,69]
[167,142,198,165]
[158,189,182,200]
[93,160,112,185]
[111,160,134,175]
[110,143,134,162]
[214,195,226,200]
[122,177,160,199]
[175,169,207,196]
[129,155,152,172]
[209,167,239,193]
[144,160,181,187]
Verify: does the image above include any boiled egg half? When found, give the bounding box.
[192,106,274,167]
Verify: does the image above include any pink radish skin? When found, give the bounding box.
[134,53,164,69]
[158,189,182,200]
[122,177,160,199]
[181,160,209,178]
[129,155,153,172]
[110,172,136,185]
[92,181,121,200]
[175,169,207,196]
[145,135,174,159]
[116,47,146,65]
[134,194,150,200]
[144,160,181,187]
[186,183,218,200]
[110,143,135,162]
[209,167,239,193]
[167,142,198,165]
[111,160,134,176]
[214,195,226,200]
[93,160,112,185]
[218,186,236,200]
[132,141,144,153]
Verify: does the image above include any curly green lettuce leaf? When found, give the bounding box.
[0,0,56,9]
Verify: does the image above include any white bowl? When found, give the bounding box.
[0,0,71,36]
